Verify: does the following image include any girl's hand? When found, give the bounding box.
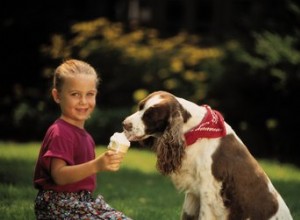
[50,150,125,186]
[95,150,125,172]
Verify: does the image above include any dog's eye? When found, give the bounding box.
[138,103,145,111]
[143,106,170,133]
[138,99,148,111]
[143,106,161,120]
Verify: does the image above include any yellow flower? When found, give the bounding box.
[170,58,184,72]
[183,70,196,81]
[164,79,179,89]
[133,89,149,102]
[137,47,153,60]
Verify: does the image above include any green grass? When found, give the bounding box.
[0,142,299,219]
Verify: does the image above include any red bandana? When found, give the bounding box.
[184,105,226,146]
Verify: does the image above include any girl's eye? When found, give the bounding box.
[71,93,80,97]
[87,92,96,97]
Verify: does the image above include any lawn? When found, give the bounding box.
[0,142,299,219]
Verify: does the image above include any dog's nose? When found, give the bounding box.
[122,120,132,131]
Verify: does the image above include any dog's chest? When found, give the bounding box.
[170,139,223,196]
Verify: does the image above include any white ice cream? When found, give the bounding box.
[108,132,131,153]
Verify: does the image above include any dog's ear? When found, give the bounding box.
[155,106,186,175]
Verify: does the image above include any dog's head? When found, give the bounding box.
[123,91,191,175]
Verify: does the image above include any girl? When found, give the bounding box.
[33,59,132,220]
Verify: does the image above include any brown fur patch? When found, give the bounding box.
[212,134,278,220]
[139,91,192,175]
[140,91,191,120]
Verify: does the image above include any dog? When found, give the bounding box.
[122,91,293,220]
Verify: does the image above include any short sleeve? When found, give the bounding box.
[43,135,74,165]
[40,133,75,174]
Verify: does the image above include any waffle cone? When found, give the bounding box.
[108,141,129,153]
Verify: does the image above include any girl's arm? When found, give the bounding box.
[51,150,124,186]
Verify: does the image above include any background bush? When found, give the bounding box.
[206,31,300,164]
[37,18,222,144]
[2,3,300,165]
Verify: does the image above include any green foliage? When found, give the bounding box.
[35,18,225,144]
[0,143,300,219]
[205,29,300,163]
[254,32,300,65]
[6,4,300,163]
[41,18,222,103]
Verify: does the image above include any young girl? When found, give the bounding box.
[33,59,132,220]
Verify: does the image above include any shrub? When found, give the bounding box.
[206,31,300,164]
[40,18,222,104]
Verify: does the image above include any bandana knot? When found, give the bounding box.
[184,105,226,146]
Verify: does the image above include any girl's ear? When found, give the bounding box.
[52,88,60,103]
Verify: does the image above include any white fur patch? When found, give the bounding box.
[171,138,229,219]
[268,181,293,219]
[144,95,163,109]
[123,94,164,140]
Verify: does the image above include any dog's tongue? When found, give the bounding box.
[123,131,146,142]
[123,131,135,142]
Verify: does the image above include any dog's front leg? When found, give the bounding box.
[181,192,200,220]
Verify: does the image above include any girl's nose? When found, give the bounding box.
[79,96,87,104]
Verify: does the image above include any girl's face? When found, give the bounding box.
[52,74,98,128]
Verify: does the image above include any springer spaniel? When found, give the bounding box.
[122,91,293,220]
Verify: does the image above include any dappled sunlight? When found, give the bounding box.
[259,159,300,181]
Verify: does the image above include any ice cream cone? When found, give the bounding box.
[108,132,130,153]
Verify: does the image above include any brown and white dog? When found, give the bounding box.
[122,91,293,220]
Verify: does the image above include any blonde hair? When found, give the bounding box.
[53,59,100,92]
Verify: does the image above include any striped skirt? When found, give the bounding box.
[34,190,132,220]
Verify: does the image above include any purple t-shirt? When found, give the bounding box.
[33,119,96,192]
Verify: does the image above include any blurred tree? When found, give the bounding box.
[206,30,300,164]
[1,0,299,167]
[36,18,221,143]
